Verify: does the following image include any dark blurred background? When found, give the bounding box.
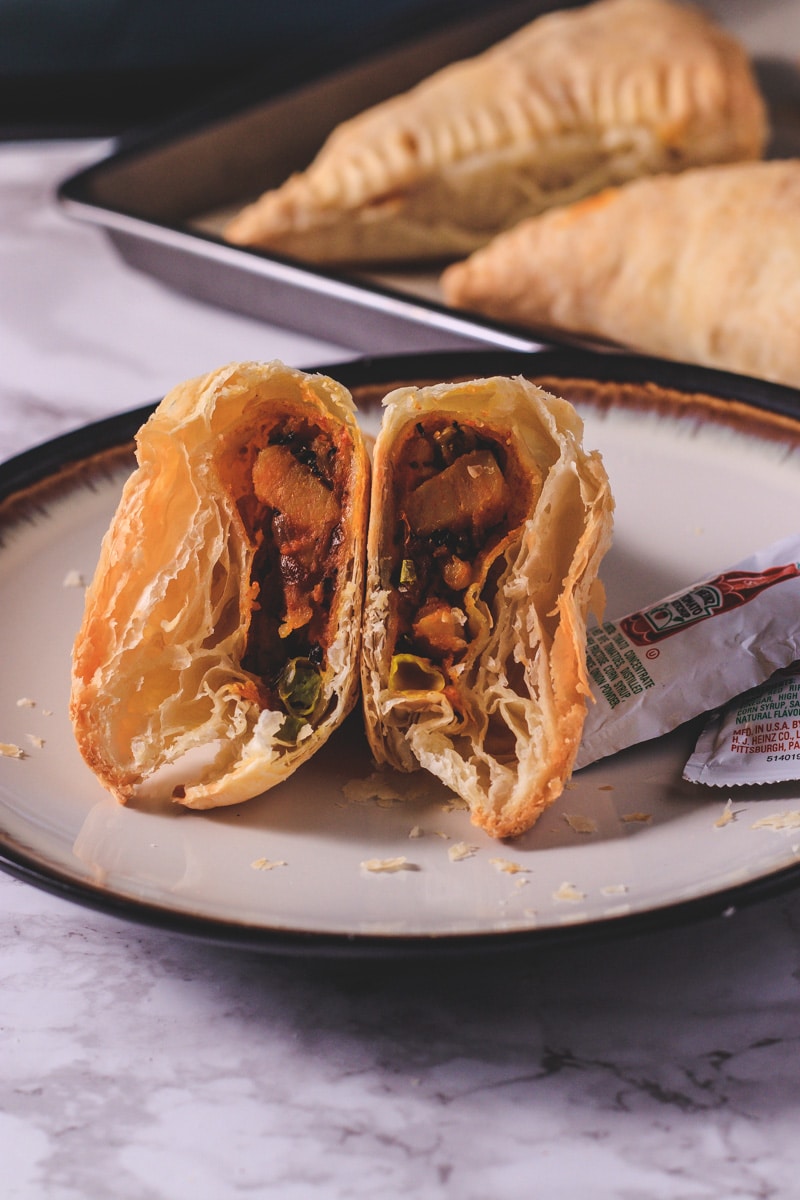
[0,0,484,138]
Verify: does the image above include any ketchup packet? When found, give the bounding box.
[683,663,800,786]
[575,534,800,770]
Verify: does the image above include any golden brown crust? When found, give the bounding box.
[360,375,614,839]
[442,160,800,389]
[70,361,370,809]
[223,0,766,265]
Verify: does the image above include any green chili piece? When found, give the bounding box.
[275,714,307,745]
[277,657,322,718]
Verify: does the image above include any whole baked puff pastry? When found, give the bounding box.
[70,361,370,809]
[360,376,614,839]
[223,0,766,265]
[441,160,800,389]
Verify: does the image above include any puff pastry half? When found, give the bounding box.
[442,159,800,389]
[361,376,614,838]
[223,0,766,265]
[70,361,370,809]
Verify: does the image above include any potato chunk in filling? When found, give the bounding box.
[404,449,510,540]
[253,444,339,540]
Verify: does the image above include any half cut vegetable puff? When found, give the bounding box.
[361,376,613,838]
[71,361,370,809]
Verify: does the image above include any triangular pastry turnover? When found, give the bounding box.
[224,0,766,265]
[442,159,800,389]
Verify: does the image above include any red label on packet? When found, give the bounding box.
[683,663,800,786]
[574,534,800,771]
[619,562,800,646]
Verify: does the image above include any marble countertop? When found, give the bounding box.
[5,17,800,1193]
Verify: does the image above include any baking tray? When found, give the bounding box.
[56,2,800,355]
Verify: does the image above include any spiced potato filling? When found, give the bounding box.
[221,410,352,740]
[388,418,538,711]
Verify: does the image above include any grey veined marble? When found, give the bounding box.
[4,873,800,1200]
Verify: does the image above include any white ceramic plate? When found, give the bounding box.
[3,349,800,954]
